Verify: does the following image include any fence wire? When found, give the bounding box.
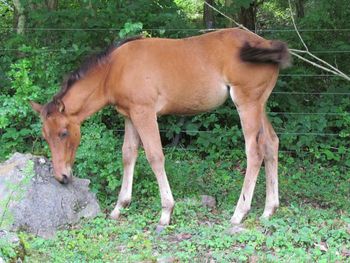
[1,48,350,54]
[161,147,350,155]
[1,26,349,150]
[1,27,350,32]
[110,129,346,137]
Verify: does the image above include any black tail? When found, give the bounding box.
[240,40,291,69]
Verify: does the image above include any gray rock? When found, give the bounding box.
[0,153,101,238]
[157,257,176,263]
[201,195,216,209]
[0,229,19,245]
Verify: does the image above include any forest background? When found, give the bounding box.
[0,0,349,261]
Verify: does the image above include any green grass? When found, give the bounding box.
[11,201,350,262]
[1,154,349,262]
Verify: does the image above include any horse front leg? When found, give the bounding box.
[130,107,175,232]
[110,118,140,219]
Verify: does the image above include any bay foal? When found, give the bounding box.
[31,28,290,230]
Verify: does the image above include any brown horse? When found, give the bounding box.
[31,28,290,231]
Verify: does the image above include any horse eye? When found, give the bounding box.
[59,130,69,139]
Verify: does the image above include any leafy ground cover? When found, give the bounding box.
[5,201,350,262]
[1,1,349,262]
[1,154,349,262]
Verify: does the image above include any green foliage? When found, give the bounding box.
[118,21,144,38]
[0,1,349,260]
[0,59,40,157]
[2,202,349,262]
[174,0,203,20]
[0,0,348,214]
[0,237,17,261]
[74,119,123,206]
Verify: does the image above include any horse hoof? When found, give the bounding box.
[259,214,271,221]
[155,225,166,234]
[260,209,277,220]
[227,224,246,235]
[109,210,120,220]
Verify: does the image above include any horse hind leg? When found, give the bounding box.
[110,118,140,219]
[230,103,265,225]
[261,115,279,219]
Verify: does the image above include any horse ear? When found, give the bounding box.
[56,99,65,113]
[30,101,43,114]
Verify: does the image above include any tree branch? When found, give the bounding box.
[203,1,350,81]
[288,0,350,81]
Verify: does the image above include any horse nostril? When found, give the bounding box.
[60,174,69,185]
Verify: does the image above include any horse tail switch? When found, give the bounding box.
[240,40,291,69]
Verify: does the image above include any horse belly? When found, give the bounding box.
[157,82,229,115]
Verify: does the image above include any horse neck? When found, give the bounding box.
[62,67,109,123]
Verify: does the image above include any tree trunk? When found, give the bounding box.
[225,0,233,27]
[45,0,58,11]
[295,0,305,18]
[237,1,265,31]
[238,4,257,31]
[13,0,25,35]
[203,0,214,29]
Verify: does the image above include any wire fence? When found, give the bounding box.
[1,27,350,32]
[125,148,349,179]
[110,129,347,137]
[1,48,349,54]
[1,26,349,150]
[272,91,350,95]
[161,147,349,155]
[101,136,349,156]
[1,26,350,53]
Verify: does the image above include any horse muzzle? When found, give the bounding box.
[54,166,73,184]
[60,173,72,184]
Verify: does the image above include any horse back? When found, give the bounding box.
[106,28,280,116]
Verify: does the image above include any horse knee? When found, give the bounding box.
[163,198,175,211]
[248,127,265,163]
[147,152,165,168]
[264,134,279,161]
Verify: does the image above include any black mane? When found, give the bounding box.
[42,35,143,117]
